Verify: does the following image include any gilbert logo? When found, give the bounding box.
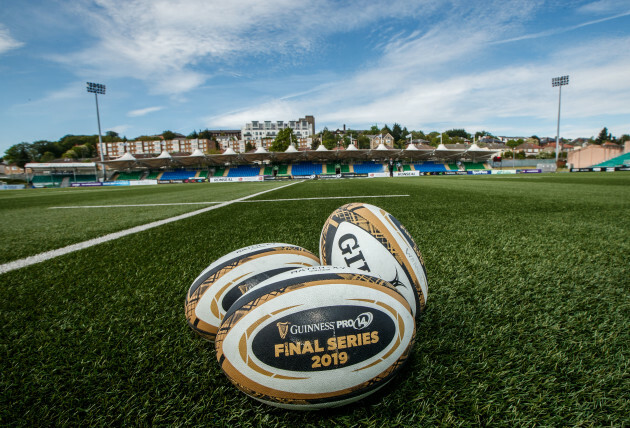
[276,322,290,339]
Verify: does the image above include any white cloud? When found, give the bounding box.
[127,106,164,117]
[107,124,131,134]
[0,25,23,55]
[52,0,444,95]
[578,0,630,14]
[207,24,630,139]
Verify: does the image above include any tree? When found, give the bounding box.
[619,134,630,144]
[445,129,470,139]
[161,130,176,140]
[62,149,77,160]
[4,142,35,167]
[391,123,403,142]
[595,127,614,144]
[187,130,199,139]
[269,127,297,152]
[380,124,392,136]
[475,130,491,140]
[357,135,370,149]
[369,125,380,134]
[311,137,320,150]
[411,130,426,140]
[530,135,540,142]
[321,128,337,150]
[245,142,255,152]
[40,151,55,162]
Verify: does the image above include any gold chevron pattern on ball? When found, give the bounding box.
[324,204,426,312]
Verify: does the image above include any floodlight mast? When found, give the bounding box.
[86,82,106,181]
[552,75,569,164]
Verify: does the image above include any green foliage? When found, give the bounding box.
[357,135,370,149]
[369,124,380,134]
[161,130,176,140]
[475,130,491,139]
[245,142,255,152]
[411,130,427,140]
[445,128,470,139]
[506,139,521,149]
[40,151,55,162]
[3,142,36,167]
[62,149,77,159]
[269,127,297,152]
[187,130,199,139]
[380,124,392,135]
[619,134,630,143]
[321,127,338,150]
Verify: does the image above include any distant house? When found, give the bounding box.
[516,142,542,156]
[366,133,394,149]
[0,162,24,176]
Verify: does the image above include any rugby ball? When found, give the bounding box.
[185,243,320,341]
[320,203,428,317]
[215,266,415,410]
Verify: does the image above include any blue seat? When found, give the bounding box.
[353,163,385,173]
[414,162,447,172]
[292,162,322,175]
[227,166,260,177]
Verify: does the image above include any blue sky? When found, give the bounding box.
[1,0,629,154]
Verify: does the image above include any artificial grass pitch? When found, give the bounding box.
[1,173,629,425]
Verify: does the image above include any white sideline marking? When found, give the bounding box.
[49,194,410,209]
[0,181,299,275]
[239,195,410,203]
[50,202,223,208]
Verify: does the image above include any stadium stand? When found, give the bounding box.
[447,163,460,171]
[31,175,56,185]
[116,171,143,180]
[227,165,260,177]
[463,162,487,170]
[340,164,350,173]
[292,162,323,175]
[197,170,209,179]
[402,164,412,172]
[146,171,161,180]
[70,174,97,183]
[414,161,447,172]
[263,166,273,175]
[213,168,226,177]
[276,165,289,176]
[325,163,337,174]
[353,162,385,174]
[161,169,197,180]
[592,152,630,168]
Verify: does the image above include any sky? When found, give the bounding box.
[1,0,629,154]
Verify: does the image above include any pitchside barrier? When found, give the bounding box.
[570,166,630,173]
[0,184,25,190]
[70,180,159,187]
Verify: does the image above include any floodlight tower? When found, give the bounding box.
[86,82,106,180]
[552,75,569,163]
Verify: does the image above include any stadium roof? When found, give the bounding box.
[97,144,500,169]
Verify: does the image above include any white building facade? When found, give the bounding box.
[241,116,315,149]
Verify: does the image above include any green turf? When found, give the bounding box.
[1,173,629,426]
[0,182,287,264]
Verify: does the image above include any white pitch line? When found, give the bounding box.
[50,202,224,208]
[239,194,410,203]
[49,194,410,209]
[0,181,299,275]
